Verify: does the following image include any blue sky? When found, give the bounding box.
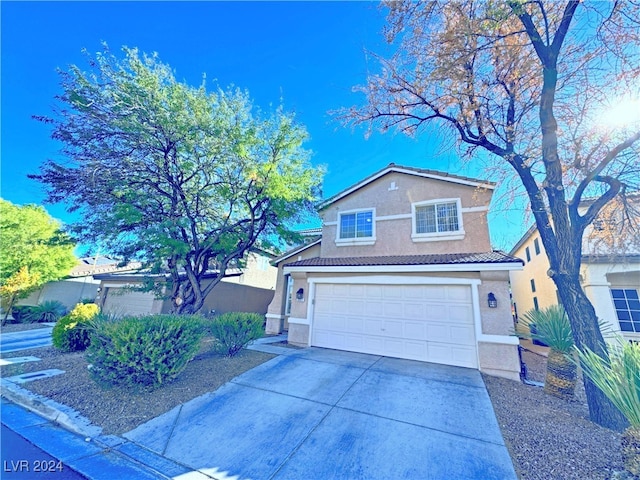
[1,1,528,251]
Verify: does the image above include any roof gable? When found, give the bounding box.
[319,164,495,211]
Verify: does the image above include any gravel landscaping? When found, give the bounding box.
[0,323,626,479]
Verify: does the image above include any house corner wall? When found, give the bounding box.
[477,270,520,381]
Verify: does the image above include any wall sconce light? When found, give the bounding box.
[296,288,304,301]
[488,292,497,308]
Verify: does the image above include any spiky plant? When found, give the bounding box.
[576,341,640,477]
[518,305,576,399]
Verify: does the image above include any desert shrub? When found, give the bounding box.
[52,303,100,352]
[30,300,67,323]
[87,314,203,388]
[209,312,264,356]
[11,305,36,323]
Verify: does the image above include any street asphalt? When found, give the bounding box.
[1,328,516,479]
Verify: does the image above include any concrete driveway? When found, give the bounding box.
[125,348,516,480]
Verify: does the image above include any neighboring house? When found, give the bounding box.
[266,164,524,380]
[510,200,640,342]
[96,250,278,317]
[17,256,141,310]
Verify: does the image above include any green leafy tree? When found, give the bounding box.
[31,46,323,314]
[345,0,639,430]
[0,200,76,322]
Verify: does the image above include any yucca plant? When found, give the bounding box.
[29,300,67,323]
[576,341,640,477]
[517,305,576,399]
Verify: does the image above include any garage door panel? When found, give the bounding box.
[404,321,426,340]
[403,302,423,318]
[384,320,404,337]
[365,301,384,316]
[383,302,402,317]
[448,285,472,302]
[312,283,478,369]
[424,286,447,300]
[449,305,473,324]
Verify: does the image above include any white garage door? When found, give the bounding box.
[312,283,478,368]
[102,288,157,317]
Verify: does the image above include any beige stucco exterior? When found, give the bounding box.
[509,225,640,342]
[266,166,522,381]
[320,172,493,258]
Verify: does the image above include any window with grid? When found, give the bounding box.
[610,288,640,333]
[415,202,459,234]
[339,210,373,239]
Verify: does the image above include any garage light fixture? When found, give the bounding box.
[488,292,497,308]
[296,288,305,301]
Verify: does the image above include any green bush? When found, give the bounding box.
[52,303,100,352]
[209,312,264,356]
[30,301,67,323]
[87,314,203,388]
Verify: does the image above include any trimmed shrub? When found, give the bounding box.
[209,312,264,357]
[30,301,67,323]
[87,314,203,388]
[52,303,100,352]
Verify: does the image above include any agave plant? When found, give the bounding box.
[517,305,576,399]
[30,300,67,323]
[576,341,640,477]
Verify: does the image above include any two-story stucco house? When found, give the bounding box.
[266,164,524,380]
[510,197,640,343]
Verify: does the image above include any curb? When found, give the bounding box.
[0,384,204,479]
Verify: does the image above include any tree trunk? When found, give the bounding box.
[553,273,629,431]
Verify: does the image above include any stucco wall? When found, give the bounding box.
[509,232,558,318]
[265,242,321,334]
[320,172,493,258]
[18,278,100,310]
[221,252,278,290]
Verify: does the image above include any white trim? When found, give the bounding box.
[376,213,412,221]
[461,206,489,213]
[287,317,310,325]
[306,282,316,347]
[307,275,481,286]
[324,221,337,226]
[478,334,520,345]
[265,313,283,320]
[335,238,376,247]
[411,232,465,242]
[336,208,376,244]
[284,262,522,275]
[411,198,465,242]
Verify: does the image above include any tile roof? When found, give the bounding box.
[284,251,523,268]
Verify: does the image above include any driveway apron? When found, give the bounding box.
[125,348,516,480]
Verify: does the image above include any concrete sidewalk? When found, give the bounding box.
[1,335,516,479]
[1,325,54,353]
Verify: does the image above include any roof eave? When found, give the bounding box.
[283,262,523,275]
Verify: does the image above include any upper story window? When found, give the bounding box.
[412,199,464,242]
[336,209,376,246]
[525,247,531,262]
[534,238,541,255]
